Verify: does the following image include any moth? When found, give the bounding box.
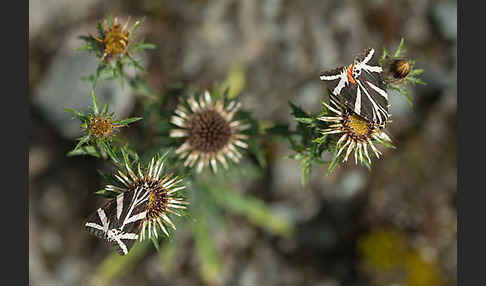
[85,186,150,255]
[320,48,390,125]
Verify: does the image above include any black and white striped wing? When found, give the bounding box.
[336,71,390,125]
[319,66,348,97]
[85,187,150,255]
[351,48,389,124]
[319,48,390,125]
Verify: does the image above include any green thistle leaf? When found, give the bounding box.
[88,241,151,286]
[67,145,101,158]
[327,152,341,174]
[101,103,109,115]
[100,141,120,164]
[126,54,145,71]
[191,210,222,285]
[131,42,156,52]
[289,101,310,120]
[394,38,405,57]
[301,155,312,187]
[151,236,160,252]
[116,117,143,125]
[209,185,293,236]
[295,117,314,125]
[64,108,88,121]
[73,135,91,151]
[94,189,118,198]
[91,89,99,115]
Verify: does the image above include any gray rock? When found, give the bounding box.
[40,229,64,256]
[271,145,303,193]
[29,146,52,180]
[388,88,414,119]
[312,24,340,70]
[29,0,102,40]
[321,169,367,201]
[55,257,88,286]
[294,81,324,114]
[432,1,457,41]
[29,218,62,286]
[335,169,367,200]
[39,183,70,224]
[238,244,282,286]
[315,278,341,286]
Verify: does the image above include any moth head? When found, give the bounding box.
[352,60,362,78]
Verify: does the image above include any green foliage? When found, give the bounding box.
[191,208,223,285]
[202,170,294,236]
[65,89,142,165]
[89,241,152,286]
[286,100,337,186]
[183,165,293,284]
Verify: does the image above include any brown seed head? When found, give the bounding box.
[343,113,374,141]
[146,184,169,220]
[90,117,115,138]
[188,110,232,153]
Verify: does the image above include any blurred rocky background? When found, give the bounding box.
[29,0,456,285]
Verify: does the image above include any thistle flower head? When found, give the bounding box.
[94,17,139,62]
[169,90,249,173]
[89,115,121,139]
[66,91,141,153]
[318,96,393,166]
[379,39,425,91]
[106,155,188,240]
[383,57,413,83]
[389,59,411,80]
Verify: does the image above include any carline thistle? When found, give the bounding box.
[85,155,187,255]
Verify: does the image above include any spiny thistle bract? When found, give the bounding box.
[65,91,142,152]
[318,95,393,166]
[85,154,188,255]
[380,38,426,105]
[169,90,250,173]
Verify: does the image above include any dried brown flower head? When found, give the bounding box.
[89,116,120,139]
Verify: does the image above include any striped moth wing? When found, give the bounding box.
[320,48,390,125]
[85,187,150,255]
